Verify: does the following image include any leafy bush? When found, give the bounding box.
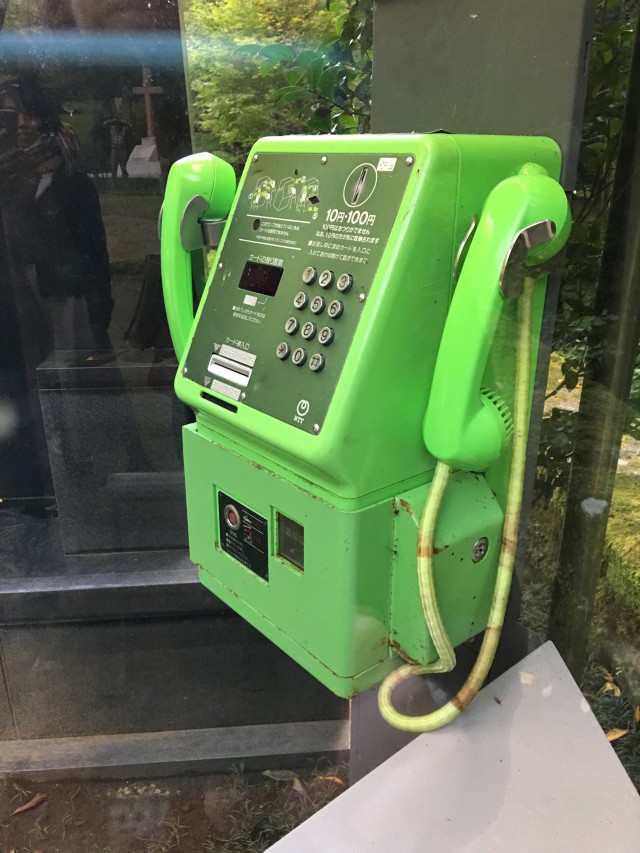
[250,0,372,134]
[184,0,347,167]
[536,0,639,493]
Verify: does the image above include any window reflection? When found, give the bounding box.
[0,0,192,545]
[39,0,180,31]
[1,77,114,351]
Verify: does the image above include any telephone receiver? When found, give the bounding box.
[423,163,571,472]
[160,153,236,360]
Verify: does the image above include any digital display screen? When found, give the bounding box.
[239,261,284,297]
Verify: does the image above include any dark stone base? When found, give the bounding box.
[0,613,346,742]
[37,349,189,554]
[0,720,349,782]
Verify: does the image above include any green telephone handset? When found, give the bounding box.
[424,163,571,471]
[160,135,570,731]
[160,153,236,360]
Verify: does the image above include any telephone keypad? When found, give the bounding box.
[292,347,307,366]
[301,322,317,341]
[277,269,352,370]
[293,291,308,310]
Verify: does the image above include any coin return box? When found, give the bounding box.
[277,513,305,572]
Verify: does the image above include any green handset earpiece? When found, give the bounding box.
[423,164,571,472]
[161,153,236,360]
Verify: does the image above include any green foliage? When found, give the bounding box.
[2,0,41,29]
[184,0,345,168]
[555,2,634,371]
[251,0,372,134]
[536,0,640,496]
[628,360,640,438]
[535,409,578,502]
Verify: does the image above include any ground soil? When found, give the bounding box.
[0,765,346,853]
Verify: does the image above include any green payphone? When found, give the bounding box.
[161,134,570,730]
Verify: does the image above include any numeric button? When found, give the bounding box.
[309,353,325,373]
[337,273,353,293]
[310,295,325,315]
[292,347,307,366]
[328,299,344,319]
[276,342,290,360]
[318,269,335,288]
[302,266,317,285]
[293,291,308,310]
[285,316,299,335]
[301,321,317,340]
[318,326,334,346]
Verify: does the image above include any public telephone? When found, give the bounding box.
[161,134,570,730]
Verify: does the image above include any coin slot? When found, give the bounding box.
[351,166,369,205]
[200,391,238,412]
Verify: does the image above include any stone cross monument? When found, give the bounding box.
[126,66,163,178]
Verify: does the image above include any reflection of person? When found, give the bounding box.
[102,117,132,179]
[0,77,114,349]
[39,0,180,30]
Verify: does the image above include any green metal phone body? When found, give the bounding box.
[161,134,566,698]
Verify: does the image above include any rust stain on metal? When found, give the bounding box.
[399,499,414,517]
[389,641,420,665]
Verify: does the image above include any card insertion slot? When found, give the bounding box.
[207,352,254,388]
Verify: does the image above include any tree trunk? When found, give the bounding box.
[549,12,640,678]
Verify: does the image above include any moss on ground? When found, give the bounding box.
[605,474,640,620]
